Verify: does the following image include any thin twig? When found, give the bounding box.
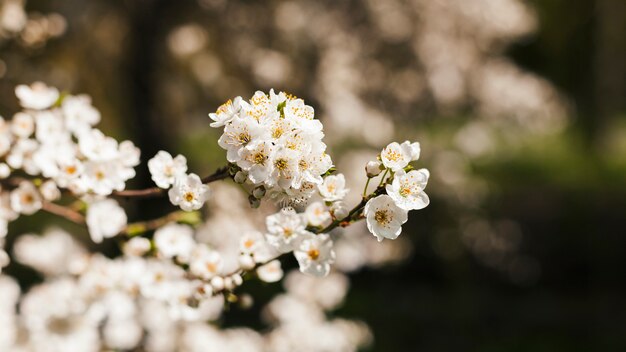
[112,166,230,199]
[41,201,86,225]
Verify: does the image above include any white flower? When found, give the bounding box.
[386,169,430,210]
[256,260,283,283]
[239,230,277,263]
[267,147,300,190]
[189,246,223,280]
[10,181,42,215]
[123,237,151,257]
[364,194,408,242]
[217,115,266,162]
[154,223,196,263]
[305,202,331,227]
[168,173,210,211]
[61,94,101,133]
[86,199,127,243]
[265,207,307,253]
[148,151,188,189]
[404,140,421,161]
[209,96,243,128]
[39,180,61,201]
[15,82,59,110]
[237,141,275,184]
[380,142,412,171]
[294,232,335,277]
[11,112,35,138]
[318,174,349,202]
[78,128,119,161]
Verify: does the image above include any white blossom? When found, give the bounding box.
[256,259,283,283]
[209,96,244,128]
[265,208,307,253]
[364,194,408,242]
[386,169,430,210]
[294,232,335,277]
[318,173,349,202]
[305,201,332,227]
[15,82,59,110]
[148,151,188,189]
[154,223,196,263]
[10,181,42,215]
[86,199,127,243]
[380,141,413,171]
[189,246,223,280]
[168,173,210,211]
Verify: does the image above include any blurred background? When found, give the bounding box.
[1,0,625,350]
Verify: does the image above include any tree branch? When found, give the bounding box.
[41,201,86,225]
[112,166,230,199]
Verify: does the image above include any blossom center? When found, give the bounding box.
[253,152,266,165]
[307,248,320,260]
[399,185,412,197]
[374,210,391,225]
[384,150,402,162]
[184,192,195,202]
[274,158,288,171]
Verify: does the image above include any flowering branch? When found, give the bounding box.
[112,166,230,198]
[318,185,387,234]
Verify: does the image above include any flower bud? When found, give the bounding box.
[210,276,224,292]
[252,186,266,199]
[231,274,243,286]
[366,160,383,177]
[331,201,349,219]
[224,277,235,291]
[0,163,10,179]
[238,254,255,270]
[248,195,261,208]
[238,293,254,309]
[123,237,151,257]
[234,171,247,184]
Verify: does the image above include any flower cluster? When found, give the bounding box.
[148,151,210,211]
[210,90,333,205]
[0,82,139,242]
[364,141,430,242]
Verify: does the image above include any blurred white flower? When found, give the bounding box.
[123,237,151,257]
[10,180,42,215]
[189,246,223,280]
[293,232,335,277]
[265,207,307,253]
[305,201,332,227]
[257,259,283,283]
[86,199,127,243]
[15,82,59,110]
[154,223,195,263]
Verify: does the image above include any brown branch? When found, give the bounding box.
[41,201,86,225]
[112,166,230,199]
[316,185,386,234]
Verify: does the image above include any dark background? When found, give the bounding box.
[1,0,625,350]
